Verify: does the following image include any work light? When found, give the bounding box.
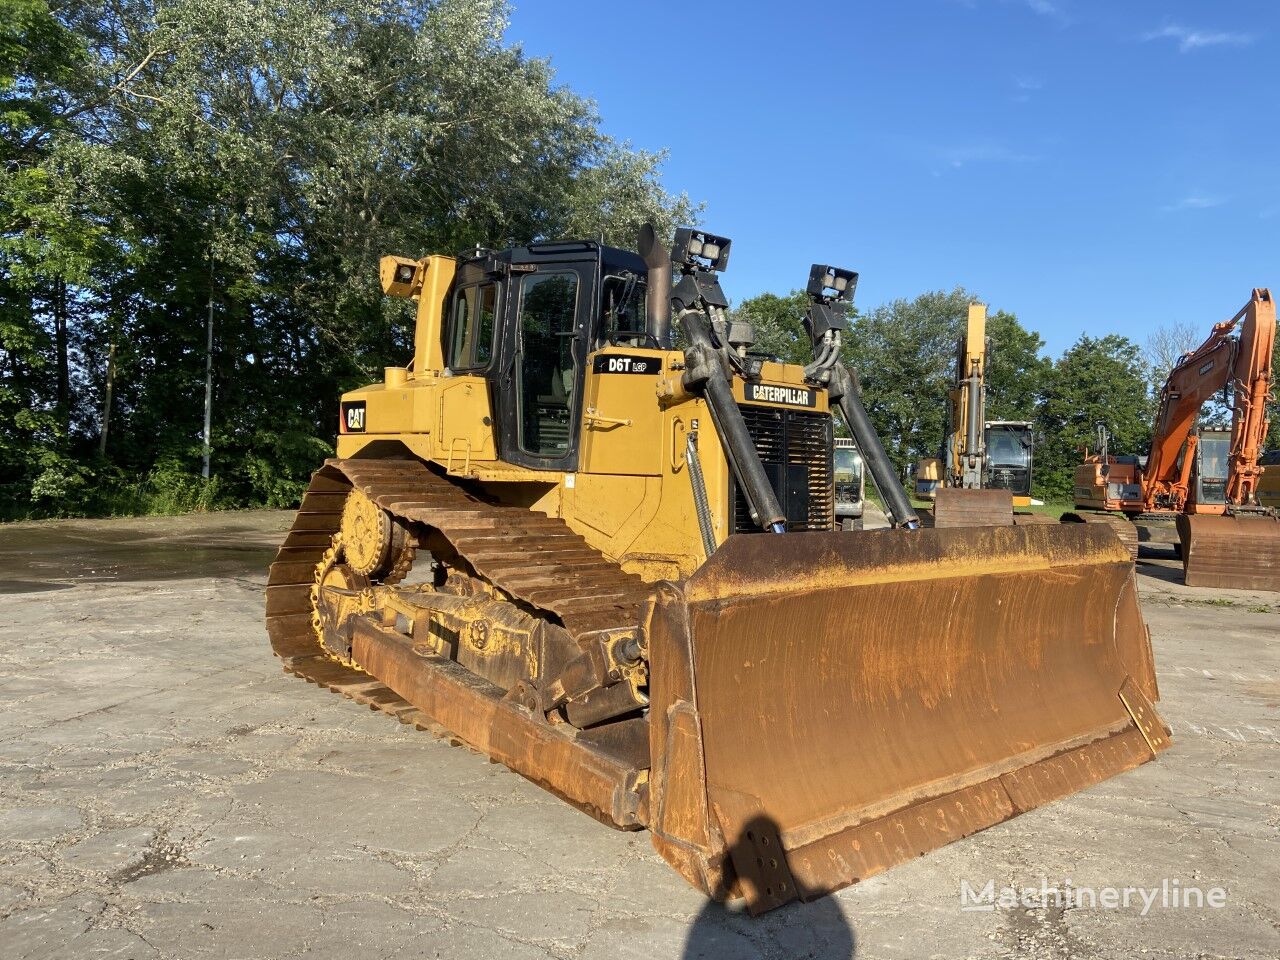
[672,228,732,272]
[807,264,858,302]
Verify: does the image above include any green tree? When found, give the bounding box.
[842,289,958,470]
[985,309,1051,422]
[734,289,811,365]
[841,288,1049,473]
[1035,333,1152,500]
[734,287,1051,476]
[1,0,695,517]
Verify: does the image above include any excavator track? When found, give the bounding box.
[1062,511,1140,560]
[265,458,654,825]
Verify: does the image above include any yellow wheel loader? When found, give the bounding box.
[267,226,1168,913]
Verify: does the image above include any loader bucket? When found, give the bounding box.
[644,523,1167,913]
[1177,513,1280,592]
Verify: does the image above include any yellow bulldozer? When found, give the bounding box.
[267,226,1168,913]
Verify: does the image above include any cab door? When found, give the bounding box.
[495,261,595,471]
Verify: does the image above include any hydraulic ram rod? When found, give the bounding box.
[680,311,787,532]
[830,364,920,529]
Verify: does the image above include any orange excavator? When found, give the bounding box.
[1074,289,1279,590]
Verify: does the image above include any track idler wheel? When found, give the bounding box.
[340,489,412,581]
[312,550,373,660]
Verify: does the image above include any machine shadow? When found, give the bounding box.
[681,816,857,960]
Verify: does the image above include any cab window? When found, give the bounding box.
[599,273,647,346]
[446,282,499,370]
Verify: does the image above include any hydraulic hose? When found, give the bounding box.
[830,364,920,529]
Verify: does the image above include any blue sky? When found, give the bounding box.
[506,0,1278,357]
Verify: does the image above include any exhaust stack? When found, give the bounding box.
[638,224,672,348]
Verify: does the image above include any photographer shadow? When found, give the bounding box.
[681,815,857,959]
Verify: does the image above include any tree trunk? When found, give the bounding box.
[98,338,117,457]
[54,276,70,431]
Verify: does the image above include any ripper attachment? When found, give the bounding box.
[672,228,787,534]
[802,264,920,529]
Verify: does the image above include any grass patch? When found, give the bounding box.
[906,496,1076,519]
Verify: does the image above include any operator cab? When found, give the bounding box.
[983,420,1034,498]
[1259,450,1280,508]
[1189,427,1230,508]
[832,438,865,527]
[442,241,648,471]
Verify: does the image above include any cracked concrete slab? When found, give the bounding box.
[0,511,1277,959]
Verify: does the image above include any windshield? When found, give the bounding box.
[600,273,648,344]
[1198,434,1229,480]
[986,425,1031,468]
[834,446,862,483]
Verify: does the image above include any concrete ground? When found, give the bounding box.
[0,512,1276,960]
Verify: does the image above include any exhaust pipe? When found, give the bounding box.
[638,224,672,348]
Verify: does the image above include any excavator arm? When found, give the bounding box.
[1162,289,1280,590]
[1141,290,1275,512]
[1225,289,1276,506]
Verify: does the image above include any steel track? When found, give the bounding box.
[264,457,652,735]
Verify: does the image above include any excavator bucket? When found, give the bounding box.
[644,523,1167,913]
[932,488,1014,527]
[1177,514,1280,592]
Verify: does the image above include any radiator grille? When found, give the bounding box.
[732,405,834,533]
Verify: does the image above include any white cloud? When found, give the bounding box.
[941,143,1038,168]
[946,0,1069,24]
[1012,76,1044,102]
[1024,0,1059,17]
[1164,195,1225,212]
[1144,24,1253,53]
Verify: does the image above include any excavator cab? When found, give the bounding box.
[1188,427,1230,510]
[984,420,1034,499]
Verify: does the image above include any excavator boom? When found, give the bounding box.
[1169,290,1280,591]
[925,304,1036,526]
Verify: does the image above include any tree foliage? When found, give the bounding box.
[734,290,811,366]
[1269,344,1280,450]
[1144,320,1201,390]
[1036,334,1153,499]
[843,289,1049,473]
[0,0,694,517]
[738,285,1159,502]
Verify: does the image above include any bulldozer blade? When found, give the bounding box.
[1177,514,1280,592]
[932,488,1014,527]
[644,523,1167,913]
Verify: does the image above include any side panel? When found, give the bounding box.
[580,348,666,476]
[435,376,497,466]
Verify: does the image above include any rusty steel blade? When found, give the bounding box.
[645,523,1167,911]
[1177,513,1280,592]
